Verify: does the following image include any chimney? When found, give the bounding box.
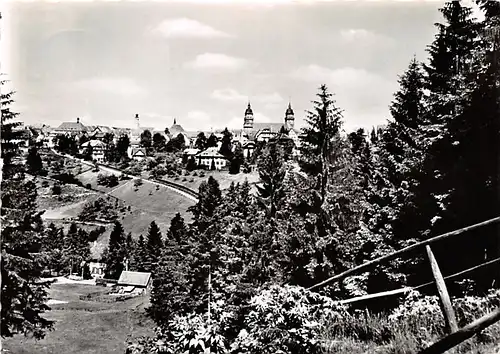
[77,117,80,124]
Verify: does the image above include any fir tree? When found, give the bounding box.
[206,133,218,148]
[1,79,53,338]
[146,221,163,272]
[26,146,43,175]
[105,221,127,279]
[195,132,207,150]
[256,143,287,219]
[167,213,188,244]
[229,143,244,175]
[219,127,233,158]
[300,84,344,205]
[188,176,222,233]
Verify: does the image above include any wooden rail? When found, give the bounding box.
[419,307,500,354]
[308,216,500,291]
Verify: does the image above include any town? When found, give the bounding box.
[2,1,500,354]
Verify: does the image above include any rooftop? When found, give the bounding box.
[117,271,151,287]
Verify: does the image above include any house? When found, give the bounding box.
[53,117,88,136]
[117,271,152,294]
[129,147,147,161]
[80,140,106,162]
[89,262,106,279]
[195,147,228,170]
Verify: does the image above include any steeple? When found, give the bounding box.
[243,101,254,134]
[135,113,140,130]
[285,101,295,129]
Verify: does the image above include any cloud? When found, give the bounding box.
[211,89,284,105]
[185,53,247,71]
[73,77,147,97]
[290,64,397,131]
[339,29,394,47]
[151,18,233,39]
[184,110,213,130]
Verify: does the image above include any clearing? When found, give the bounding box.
[2,281,155,354]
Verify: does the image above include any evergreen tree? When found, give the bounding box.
[206,133,218,148]
[105,221,127,279]
[167,213,188,244]
[188,176,222,233]
[82,144,93,161]
[256,143,287,218]
[63,223,90,275]
[140,130,152,151]
[146,221,163,272]
[219,127,233,158]
[132,235,148,272]
[300,84,344,205]
[26,146,43,175]
[152,132,166,152]
[1,80,53,338]
[116,134,130,161]
[195,132,207,150]
[229,143,244,175]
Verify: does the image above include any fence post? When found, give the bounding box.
[426,245,458,333]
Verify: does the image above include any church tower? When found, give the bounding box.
[243,102,254,135]
[135,113,140,130]
[284,102,295,130]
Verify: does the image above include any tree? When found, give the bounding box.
[105,221,127,279]
[229,143,244,175]
[300,84,344,205]
[116,134,130,161]
[26,146,43,175]
[140,130,152,151]
[82,144,93,161]
[164,127,170,136]
[206,133,218,148]
[186,156,197,171]
[167,213,188,244]
[153,132,167,152]
[256,143,287,218]
[166,134,186,153]
[1,80,53,339]
[132,235,148,272]
[146,221,163,272]
[63,223,90,276]
[195,132,207,151]
[188,176,222,233]
[219,127,233,159]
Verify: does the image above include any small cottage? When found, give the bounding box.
[195,147,228,170]
[117,271,152,295]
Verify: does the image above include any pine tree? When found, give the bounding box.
[63,223,90,276]
[206,133,218,148]
[132,235,148,272]
[26,146,43,175]
[195,132,207,150]
[219,127,233,158]
[256,143,287,219]
[188,177,222,233]
[167,213,188,244]
[146,221,163,272]
[300,84,344,205]
[229,143,244,175]
[105,221,127,279]
[1,79,53,338]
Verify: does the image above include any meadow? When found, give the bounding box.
[2,281,155,354]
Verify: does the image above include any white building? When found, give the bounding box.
[80,140,106,162]
[195,147,228,170]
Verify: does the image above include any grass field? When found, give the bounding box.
[111,179,194,236]
[2,282,155,354]
[77,170,131,194]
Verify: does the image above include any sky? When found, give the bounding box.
[1,0,484,133]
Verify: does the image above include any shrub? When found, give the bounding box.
[41,180,49,188]
[134,178,143,188]
[97,173,119,188]
[86,183,92,189]
[52,184,62,195]
[78,197,118,222]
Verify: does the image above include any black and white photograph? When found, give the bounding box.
[1,0,500,353]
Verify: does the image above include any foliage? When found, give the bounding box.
[256,143,286,218]
[104,221,127,279]
[97,173,119,187]
[1,79,53,339]
[78,197,118,222]
[26,146,43,175]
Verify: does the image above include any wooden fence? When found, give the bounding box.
[307,216,500,353]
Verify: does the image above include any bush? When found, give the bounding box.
[78,197,118,222]
[134,178,143,188]
[52,172,83,187]
[41,180,49,188]
[86,183,92,189]
[52,184,62,195]
[97,173,119,188]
